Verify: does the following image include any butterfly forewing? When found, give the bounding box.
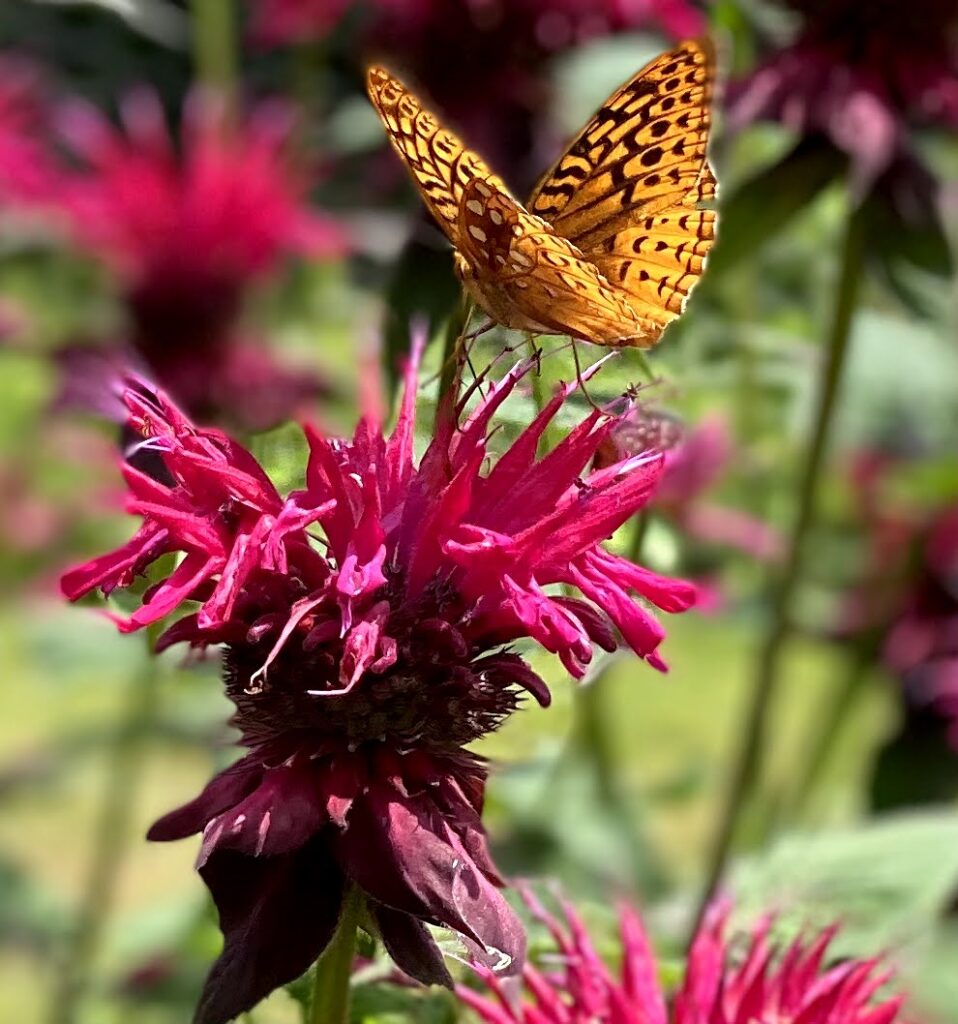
[528,39,717,338]
[365,66,508,244]
[529,39,715,238]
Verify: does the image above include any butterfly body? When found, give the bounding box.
[367,40,716,348]
[454,176,653,342]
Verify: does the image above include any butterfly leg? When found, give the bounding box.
[571,339,602,412]
[523,331,544,376]
[460,319,497,394]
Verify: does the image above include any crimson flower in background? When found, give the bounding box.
[459,891,906,1024]
[252,0,705,182]
[881,505,958,752]
[729,0,958,190]
[52,90,346,430]
[598,409,782,562]
[61,342,695,1024]
[830,453,958,805]
[0,54,59,204]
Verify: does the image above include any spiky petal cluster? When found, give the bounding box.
[61,345,695,1023]
[51,89,345,428]
[729,0,958,189]
[458,892,907,1024]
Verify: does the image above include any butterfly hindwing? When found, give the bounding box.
[456,177,657,344]
[528,38,717,336]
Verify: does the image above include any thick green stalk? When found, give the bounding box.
[48,629,162,1024]
[190,0,238,99]
[437,296,474,405]
[693,206,866,932]
[309,889,363,1024]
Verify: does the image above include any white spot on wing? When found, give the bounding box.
[468,225,487,242]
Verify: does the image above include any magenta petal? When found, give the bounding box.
[195,841,344,1024]
[372,904,454,988]
[60,521,169,600]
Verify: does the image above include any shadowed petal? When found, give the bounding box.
[195,840,344,1024]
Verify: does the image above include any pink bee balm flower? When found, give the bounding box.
[598,410,782,561]
[882,505,958,751]
[458,892,907,1024]
[51,89,346,430]
[60,340,695,1024]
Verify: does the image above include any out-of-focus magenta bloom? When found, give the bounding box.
[51,90,346,429]
[252,0,705,181]
[729,0,958,190]
[0,54,59,203]
[61,343,695,1023]
[599,410,782,561]
[458,892,906,1024]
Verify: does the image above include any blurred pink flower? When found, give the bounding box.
[61,340,695,1022]
[459,891,906,1024]
[600,410,782,561]
[50,90,346,430]
[729,0,958,190]
[252,0,705,181]
[0,54,60,204]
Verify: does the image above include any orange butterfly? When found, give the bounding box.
[366,39,717,348]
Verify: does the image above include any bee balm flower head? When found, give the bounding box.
[61,338,695,1023]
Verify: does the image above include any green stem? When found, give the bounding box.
[190,0,238,100]
[309,889,363,1024]
[437,296,474,406]
[693,205,866,934]
[48,629,162,1024]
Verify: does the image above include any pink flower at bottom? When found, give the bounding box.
[61,336,696,1023]
[458,892,907,1024]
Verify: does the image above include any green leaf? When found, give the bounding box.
[706,139,846,276]
[349,982,457,1024]
[731,812,958,954]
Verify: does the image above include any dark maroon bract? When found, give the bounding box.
[61,340,695,1023]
